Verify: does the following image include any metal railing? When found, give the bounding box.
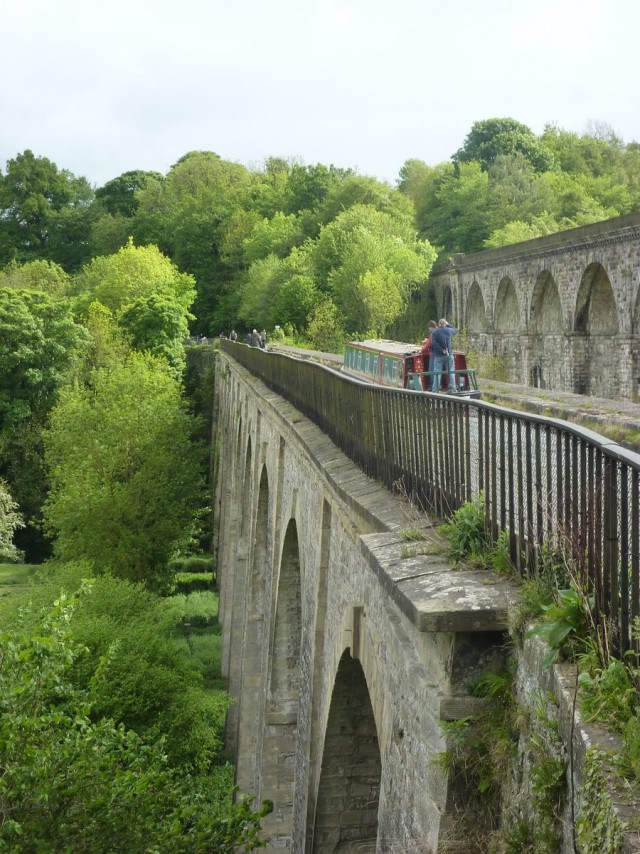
[221,340,640,655]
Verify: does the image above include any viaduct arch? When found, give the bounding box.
[429,211,640,400]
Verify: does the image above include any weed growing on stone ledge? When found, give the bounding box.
[439,493,487,564]
[438,494,514,574]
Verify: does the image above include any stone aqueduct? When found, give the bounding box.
[214,214,640,853]
[430,211,640,400]
[214,352,516,853]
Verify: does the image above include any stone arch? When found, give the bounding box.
[220,432,252,678]
[573,262,619,395]
[223,432,254,738]
[235,463,270,796]
[574,262,618,334]
[312,649,381,853]
[466,281,488,332]
[528,271,564,388]
[260,517,302,847]
[441,284,453,321]
[494,277,519,333]
[529,271,562,333]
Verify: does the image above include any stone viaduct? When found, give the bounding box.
[214,345,640,852]
[429,211,640,401]
[214,351,517,853]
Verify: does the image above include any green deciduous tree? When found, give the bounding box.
[0,591,269,853]
[43,353,205,591]
[0,259,70,295]
[0,288,89,559]
[417,161,490,254]
[242,211,302,265]
[72,238,196,316]
[454,118,555,173]
[0,150,94,269]
[306,298,347,353]
[312,204,436,335]
[0,479,23,563]
[133,152,257,332]
[118,292,193,377]
[484,213,559,248]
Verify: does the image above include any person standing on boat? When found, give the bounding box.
[421,320,438,390]
[431,319,458,392]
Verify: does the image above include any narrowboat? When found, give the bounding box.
[342,340,480,398]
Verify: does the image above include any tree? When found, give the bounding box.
[397,158,433,199]
[43,353,205,591]
[242,212,302,265]
[312,204,436,335]
[0,479,23,562]
[484,213,558,248]
[317,174,414,226]
[486,153,547,228]
[0,259,70,295]
[0,287,89,560]
[0,289,89,436]
[95,169,164,218]
[0,592,270,853]
[419,161,490,254]
[0,150,93,268]
[133,152,257,332]
[454,118,555,173]
[118,292,193,378]
[306,298,346,353]
[72,238,196,316]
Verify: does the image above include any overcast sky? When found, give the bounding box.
[2,0,639,188]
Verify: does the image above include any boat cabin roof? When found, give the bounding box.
[347,339,421,357]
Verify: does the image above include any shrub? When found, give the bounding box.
[170,555,215,574]
[175,571,214,594]
[0,592,269,852]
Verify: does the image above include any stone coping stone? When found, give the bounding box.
[361,532,519,633]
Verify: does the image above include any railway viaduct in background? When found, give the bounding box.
[430,211,640,401]
[214,351,518,853]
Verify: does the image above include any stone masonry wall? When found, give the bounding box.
[214,352,639,852]
[429,212,640,401]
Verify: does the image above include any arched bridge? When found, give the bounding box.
[430,211,640,400]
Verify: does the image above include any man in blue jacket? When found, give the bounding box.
[430,319,458,392]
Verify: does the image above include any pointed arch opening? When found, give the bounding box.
[528,271,563,388]
[530,271,562,334]
[573,262,619,396]
[466,281,488,332]
[312,650,381,853]
[441,284,453,321]
[235,463,270,795]
[494,277,519,333]
[223,433,254,742]
[260,517,302,846]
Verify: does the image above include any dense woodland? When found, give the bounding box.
[1,116,639,850]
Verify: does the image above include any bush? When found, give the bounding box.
[0,592,269,852]
[440,493,488,564]
[175,571,214,594]
[170,554,215,574]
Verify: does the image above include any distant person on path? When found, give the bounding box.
[430,318,458,392]
[245,331,252,345]
[259,329,267,349]
[251,328,261,347]
[421,320,438,390]
[229,329,237,342]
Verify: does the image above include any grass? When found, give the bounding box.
[0,563,40,599]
